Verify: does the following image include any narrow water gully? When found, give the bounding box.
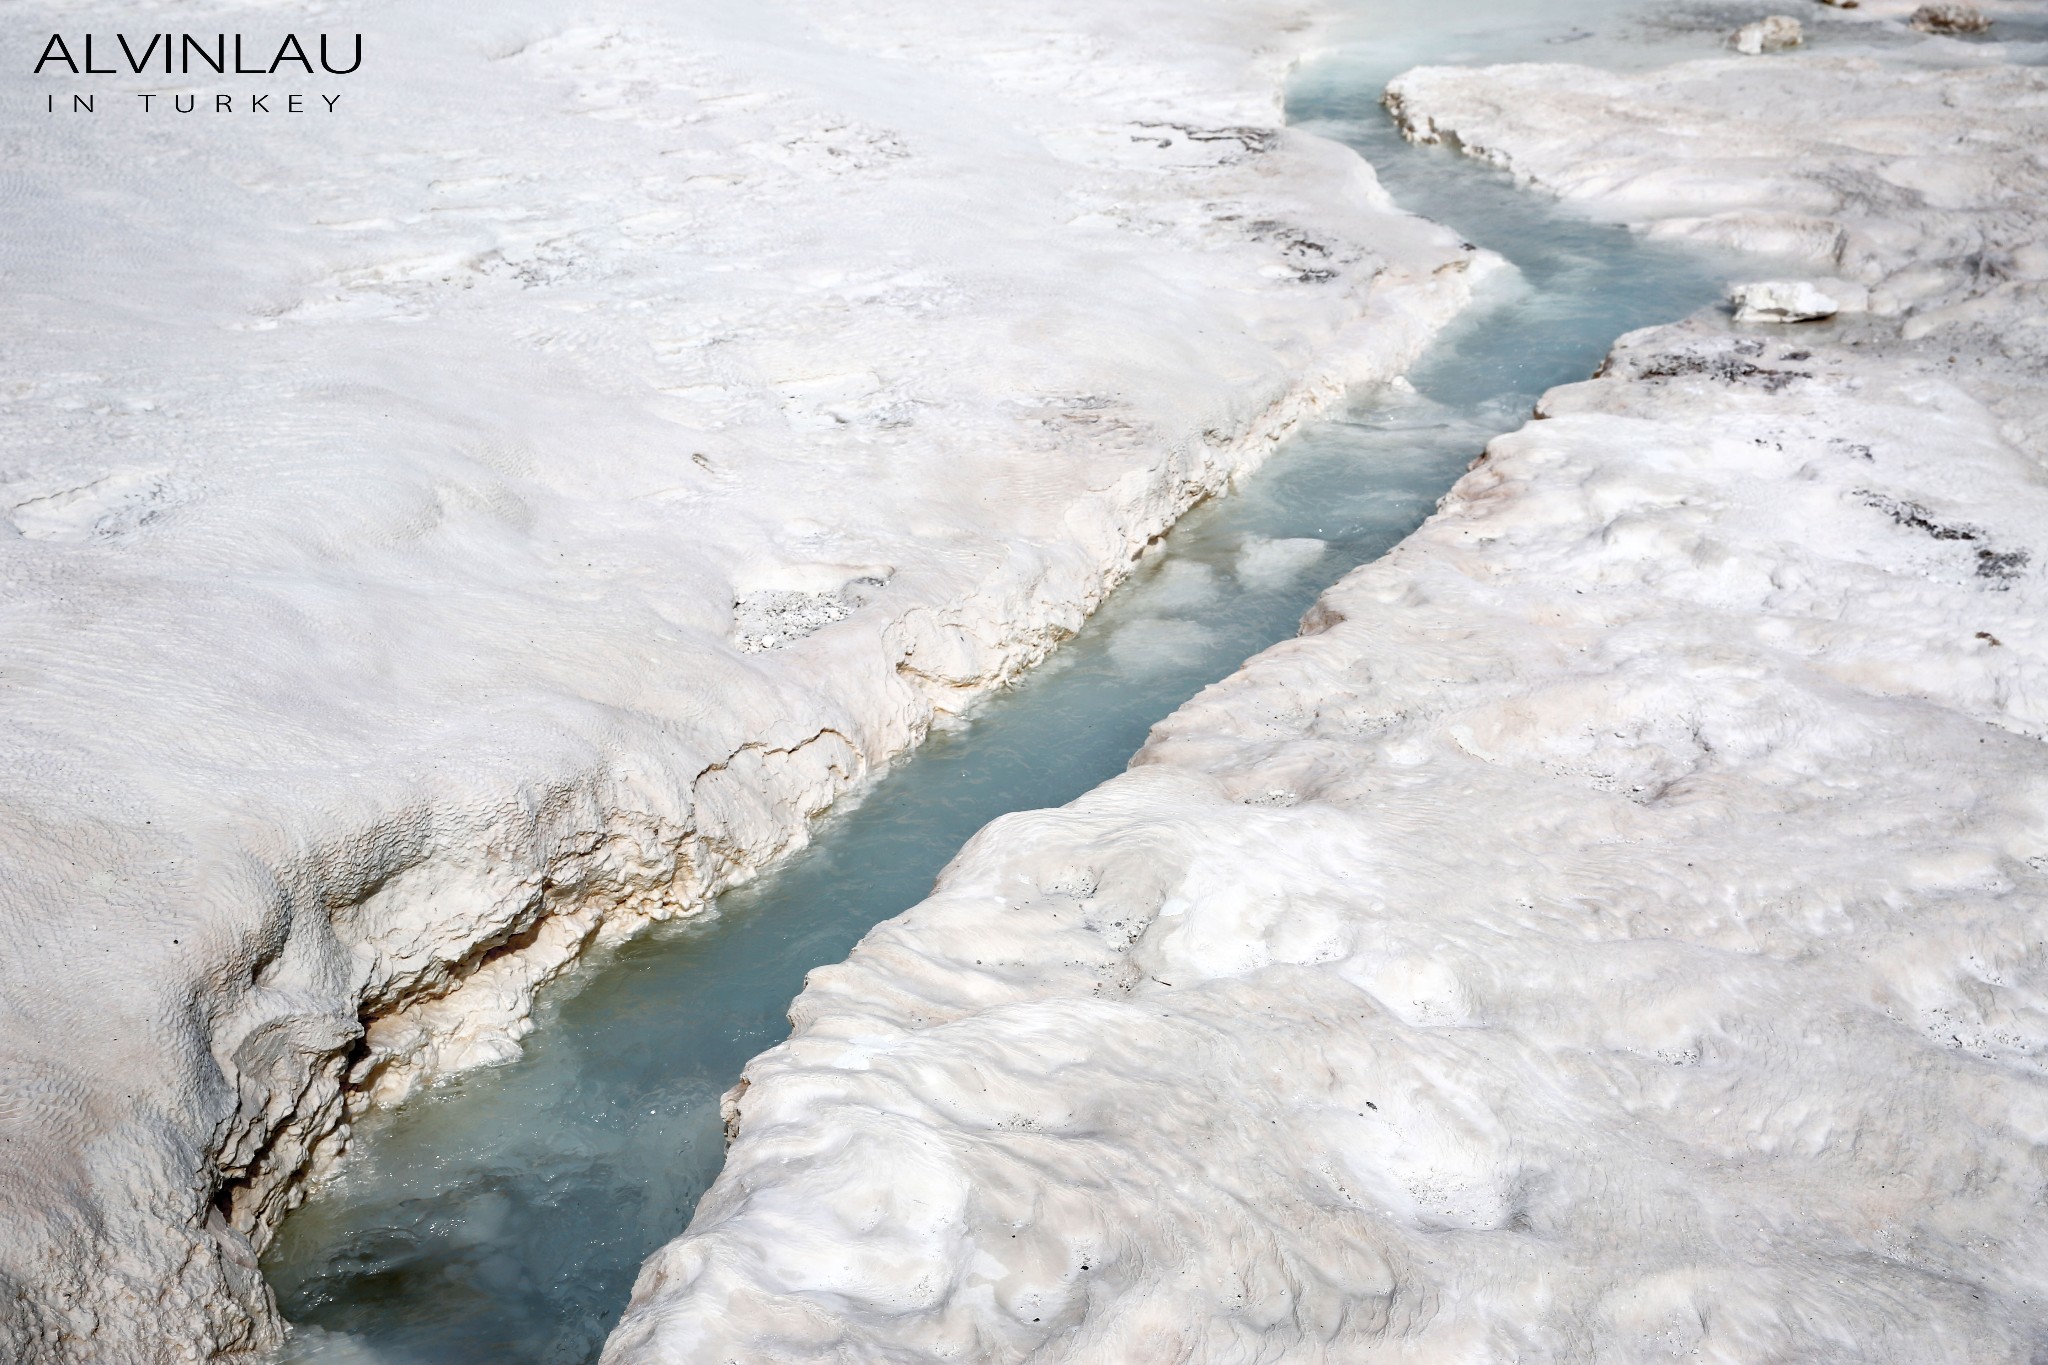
[266,9,1760,1361]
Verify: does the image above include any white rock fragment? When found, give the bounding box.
[1911,4,1991,33]
[1731,279,1840,322]
[1731,16,1804,53]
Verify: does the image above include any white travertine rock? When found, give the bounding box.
[601,34,2048,1365]
[1384,54,2048,453]
[604,319,2048,1365]
[1730,279,1840,321]
[1731,15,1805,53]
[0,0,1486,1358]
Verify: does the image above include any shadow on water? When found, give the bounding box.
[263,12,1762,1363]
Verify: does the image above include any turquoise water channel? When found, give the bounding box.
[266,7,1769,1360]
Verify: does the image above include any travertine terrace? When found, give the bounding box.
[604,20,2048,1363]
[0,0,1482,1357]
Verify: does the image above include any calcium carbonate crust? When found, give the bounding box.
[602,38,2048,1365]
[0,0,1486,1359]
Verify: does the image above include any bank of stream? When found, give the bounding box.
[265,5,1769,1359]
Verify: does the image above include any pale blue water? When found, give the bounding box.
[264,9,1769,1362]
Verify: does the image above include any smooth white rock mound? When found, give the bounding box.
[1731,16,1804,53]
[602,38,2048,1365]
[1730,279,1840,322]
[0,0,1483,1358]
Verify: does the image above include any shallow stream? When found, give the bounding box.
[267,4,1771,1359]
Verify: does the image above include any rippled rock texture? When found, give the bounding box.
[605,31,2048,1365]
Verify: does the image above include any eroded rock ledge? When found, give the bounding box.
[602,39,2048,1364]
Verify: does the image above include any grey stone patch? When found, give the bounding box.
[1128,122,1277,157]
[1624,342,1813,392]
[1854,489,2031,588]
[6,467,180,544]
[732,577,887,653]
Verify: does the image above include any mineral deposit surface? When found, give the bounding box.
[0,0,1480,1358]
[603,28,2048,1365]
